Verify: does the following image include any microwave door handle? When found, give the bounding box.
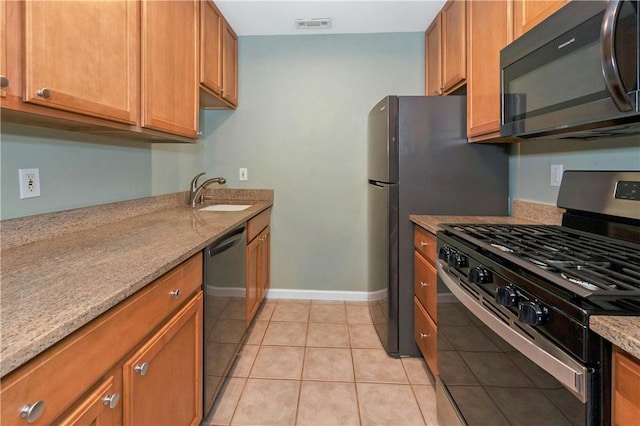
[600,0,634,112]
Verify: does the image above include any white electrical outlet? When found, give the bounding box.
[550,164,564,187]
[19,168,41,199]
[239,168,248,181]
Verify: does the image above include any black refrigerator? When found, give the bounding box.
[367,96,509,357]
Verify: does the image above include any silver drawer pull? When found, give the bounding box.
[134,362,149,376]
[0,75,9,88]
[420,281,428,287]
[420,332,429,339]
[169,289,181,298]
[102,393,120,409]
[420,241,428,247]
[20,401,45,423]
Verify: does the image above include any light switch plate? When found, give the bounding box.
[550,164,563,187]
[239,168,248,181]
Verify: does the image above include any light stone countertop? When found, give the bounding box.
[590,316,640,360]
[0,199,272,377]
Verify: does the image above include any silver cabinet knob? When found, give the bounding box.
[20,401,45,423]
[420,241,428,247]
[134,362,149,376]
[420,281,428,288]
[420,332,429,339]
[102,393,120,409]
[196,131,203,137]
[169,289,181,298]
[0,76,8,88]
[36,88,51,98]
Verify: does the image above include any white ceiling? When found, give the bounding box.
[215,0,447,36]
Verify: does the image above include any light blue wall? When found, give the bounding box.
[509,135,640,206]
[202,33,425,292]
[0,123,154,219]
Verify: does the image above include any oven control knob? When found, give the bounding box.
[495,286,518,306]
[518,301,550,325]
[438,246,451,261]
[448,252,468,268]
[468,267,492,284]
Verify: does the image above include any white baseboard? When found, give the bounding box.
[265,288,387,302]
[206,286,387,302]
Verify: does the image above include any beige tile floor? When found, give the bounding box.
[204,299,438,426]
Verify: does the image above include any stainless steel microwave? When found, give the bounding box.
[501,0,640,139]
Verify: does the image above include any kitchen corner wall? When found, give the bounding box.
[510,135,640,205]
[202,32,425,293]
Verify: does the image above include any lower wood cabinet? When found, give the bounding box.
[56,369,122,426]
[413,225,438,376]
[246,208,272,326]
[0,253,203,426]
[124,292,202,426]
[612,346,640,425]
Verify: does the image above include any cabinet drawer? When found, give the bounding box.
[414,226,437,263]
[414,251,437,322]
[414,298,437,376]
[0,253,202,426]
[247,208,271,242]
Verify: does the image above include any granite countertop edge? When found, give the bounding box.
[0,198,273,377]
[590,316,640,360]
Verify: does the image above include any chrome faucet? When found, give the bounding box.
[189,172,226,207]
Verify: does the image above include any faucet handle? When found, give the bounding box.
[191,172,206,191]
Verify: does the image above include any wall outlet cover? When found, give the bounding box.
[19,168,41,199]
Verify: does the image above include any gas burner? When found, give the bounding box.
[560,272,617,291]
[490,243,514,252]
[526,257,557,271]
[546,258,612,269]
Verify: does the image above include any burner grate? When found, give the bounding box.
[446,224,640,299]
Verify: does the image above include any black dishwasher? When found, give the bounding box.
[203,225,247,418]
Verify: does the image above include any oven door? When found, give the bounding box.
[435,260,596,426]
[501,0,639,139]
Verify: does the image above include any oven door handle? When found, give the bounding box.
[436,260,589,403]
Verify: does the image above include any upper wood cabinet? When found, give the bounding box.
[425,15,442,96]
[221,20,238,106]
[513,0,568,39]
[23,1,139,124]
[466,0,513,142]
[200,0,238,109]
[141,0,199,138]
[200,0,223,97]
[1,0,8,98]
[425,0,466,96]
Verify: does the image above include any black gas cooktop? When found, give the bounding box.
[440,223,640,301]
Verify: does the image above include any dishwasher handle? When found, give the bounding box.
[209,226,246,257]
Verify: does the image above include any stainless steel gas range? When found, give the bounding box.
[435,171,640,426]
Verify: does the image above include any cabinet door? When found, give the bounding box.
[613,347,640,425]
[56,372,122,426]
[221,20,238,106]
[514,0,568,39]
[441,0,466,93]
[258,227,271,303]
[425,15,442,96]
[246,236,260,326]
[414,251,437,322]
[23,1,139,124]
[1,0,7,98]
[123,292,203,426]
[467,0,513,141]
[414,298,437,376]
[141,0,199,138]
[200,0,222,95]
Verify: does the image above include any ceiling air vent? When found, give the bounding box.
[294,18,332,30]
